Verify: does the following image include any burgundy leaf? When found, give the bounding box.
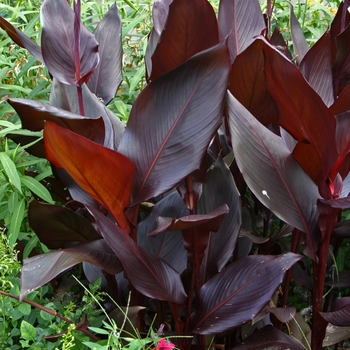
[44,121,135,233]
[262,38,337,184]
[233,325,304,350]
[0,16,42,62]
[320,297,350,326]
[149,204,229,234]
[118,41,230,205]
[218,0,265,63]
[320,196,350,209]
[28,200,100,249]
[270,24,292,60]
[87,3,122,104]
[229,39,277,126]
[330,84,350,115]
[40,0,99,86]
[300,30,334,107]
[50,80,125,149]
[191,253,301,334]
[147,0,219,81]
[227,91,320,259]
[88,206,187,304]
[137,192,189,274]
[289,2,309,64]
[20,239,122,299]
[197,156,241,279]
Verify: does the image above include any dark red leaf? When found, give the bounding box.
[147,0,219,81]
[227,91,320,260]
[137,192,189,274]
[28,200,100,249]
[218,0,265,62]
[289,2,309,64]
[320,297,350,326]
[20,239,122,300]
[197,156,241,279]
[320,196,350,209]
[118,41,230,205]
[270,24,293,60]
[40,0,99,86]
[191,253,301,334]
[233,325,304,350]
[300,30,334,107]
[330,84,350,115]
[50,80,125,149]
[88,206,187,304]
[229,39,277,125]
[149,204,229,234]
[87,3,122,104]
[44,121,135,233]
[262,38,337,184]
[0,16,42,62]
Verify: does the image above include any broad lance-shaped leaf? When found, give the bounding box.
[118,41,230,205]
[87,3,122,104]
[320,297,350,327]
[197,156,241,279]
[229,39,277,126]
[218,0,265,62]
[28,200,100,249]
[137,192,189,274]
[289,2,309,64]
[50,80,125,149]
[191,253,301,334]
[44,121,135,233]
[88,206,187,305]
[262,38,337,184]
[300,30,334,107]
[40,0,99,86]
[227,91,319,260]
[146,0,219,81]
[20,239,122,300]
[233,325,304,350]
[0,16,42,62]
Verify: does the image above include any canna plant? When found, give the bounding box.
[1,0,350,349]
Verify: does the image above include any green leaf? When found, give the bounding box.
[0,152,22,193]
[21,175,54,204]
[17,302,31,316]
[20,320,36,341]
[82,342,108,350]
[9,198,25,248]
[129,65,145,94]
[88,327,110,335]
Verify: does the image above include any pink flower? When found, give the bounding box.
[153,338,175,350]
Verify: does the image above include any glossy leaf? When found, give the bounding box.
[320,297,350,326]
[227,91,319,259]
[147,0,219,81]
[88,207,187,304]
[50,80,124,149]
[149,204,229,234]
[191,253,301,334]
[20,239,122,300]
[44,121,135,233]
[118,41,230,205]
[218,0,265,62]
[229,39,277,125]
[300,30,334,107]
[28,200,100,249]
[233,325,304,350]
[289,2,309,64]
[137,192,189,274]
[262,38,337,184]
[87,3,122,104]
[0,16,42,62]
[40,0,99,86]
[197,156,241,278]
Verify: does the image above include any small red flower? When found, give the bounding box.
[153,338,175,350]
